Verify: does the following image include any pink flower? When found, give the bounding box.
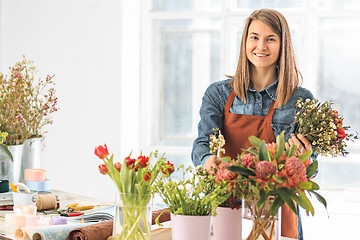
[241,154,255,169]
[266,142,277,155]
[285,156,307,187]
[216,161,238,183]
[255,161,276,180]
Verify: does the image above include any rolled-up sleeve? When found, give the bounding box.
[191,82,227,167]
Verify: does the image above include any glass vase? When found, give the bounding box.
[242,197,281,240]
[112,192,153,240]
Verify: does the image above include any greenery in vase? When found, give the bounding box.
[0,131,13,161]
[94,144,174,240]
[154,164,230,217]
[0,56,58,145]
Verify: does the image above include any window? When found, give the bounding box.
[141,0,360,169]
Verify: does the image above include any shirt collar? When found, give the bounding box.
[248,79,278,101]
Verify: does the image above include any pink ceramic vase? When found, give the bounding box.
[171,213,211,240]
[212,207,242,240]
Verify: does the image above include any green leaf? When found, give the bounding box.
[298,151,312,163]
[276,188,297,214]
[310,181,319,190]
[306,161,318,178]
[292,191,314,216]
[310,190,328,211]
[270,197,284,216]
[258,141,269,161]
[275,132,285,160]
[298,182,313,190]
[226,165,256,177]
[221,156,232,163]
[257,190,266,208]
[249,136,262,149]
[0,144,13,161]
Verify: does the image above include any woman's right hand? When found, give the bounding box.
[203,155,221,174]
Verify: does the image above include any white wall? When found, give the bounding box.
[0,0,142,201]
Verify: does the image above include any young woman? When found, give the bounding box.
[191,9,317,240]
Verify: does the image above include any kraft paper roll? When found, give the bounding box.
[25,179,51,192]
[0,179,9,193]
[24,169,47,182]
[36,194,57,211]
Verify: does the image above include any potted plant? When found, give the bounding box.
[208,129,245,240]
[0,56,58,182]
[94,144,174,240]
[154,165,230,240]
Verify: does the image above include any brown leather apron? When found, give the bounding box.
[221,89,298,239]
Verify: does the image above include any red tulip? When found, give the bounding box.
[125,156,136,170]
[144,171,151,181]
[98,164,108,175]
[161,161,175,176]
[94,144,109,159]
[114,162,122,172]
[137,156,149,168]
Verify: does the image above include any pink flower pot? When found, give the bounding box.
[212,207,242,240]
[171,214,211,240]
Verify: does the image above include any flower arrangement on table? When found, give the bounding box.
[94,144,174,240]
[292,98,357,157]
[226,132,327,240]
[0,55,58,146]
[153,164,230,219]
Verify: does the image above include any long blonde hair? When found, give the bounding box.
[230,9,301,108]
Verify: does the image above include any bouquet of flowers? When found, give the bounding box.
[292,98,357,157]
[0,56,58,145]
[227,132,327,240]
[94,144,174,240]
[209,128,243,209]
[154,165,230,218]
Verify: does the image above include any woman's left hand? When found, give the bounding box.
[285,133,312,155]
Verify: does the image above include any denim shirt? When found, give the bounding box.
[191,79,318,167]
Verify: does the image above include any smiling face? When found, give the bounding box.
[246,20,281,70]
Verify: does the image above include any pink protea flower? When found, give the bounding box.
[241,154,256,169]
[255,161,276,180]
[266,142,277,156]
[285,156,307,187]
[216,161,238,183]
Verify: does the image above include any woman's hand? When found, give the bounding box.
[203,155,221,175]
[285,133,312,155]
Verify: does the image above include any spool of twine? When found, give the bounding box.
[36,194,57,211]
